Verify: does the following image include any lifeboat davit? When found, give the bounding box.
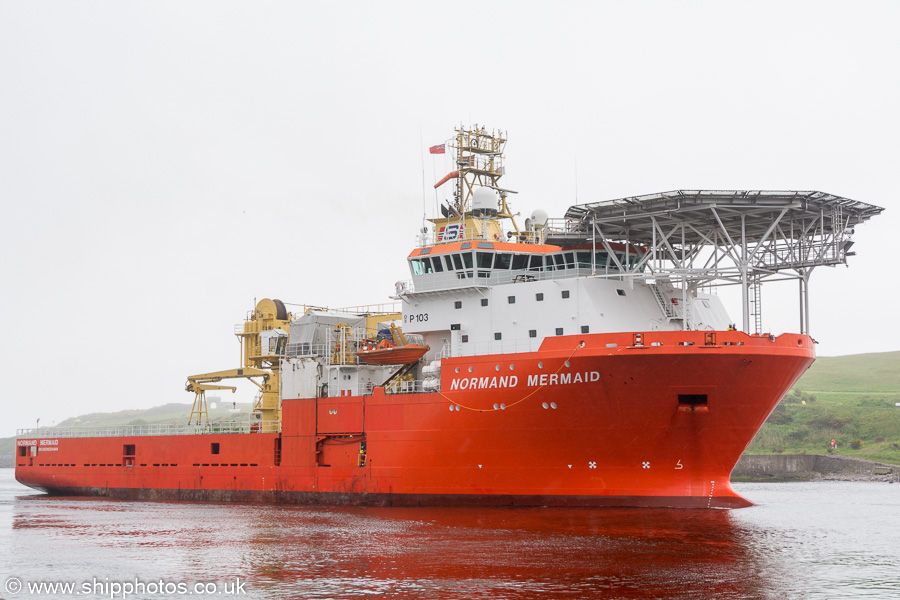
[356,339,430,365]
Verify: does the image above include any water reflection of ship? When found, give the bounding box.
[243,506,769,599]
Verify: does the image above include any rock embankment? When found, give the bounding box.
[733,454,898,482]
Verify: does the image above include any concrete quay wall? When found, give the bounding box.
[733,454,898,482]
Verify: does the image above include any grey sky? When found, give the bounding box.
[1,1,898,437]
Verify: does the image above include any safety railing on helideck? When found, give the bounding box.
[16,420,282,439]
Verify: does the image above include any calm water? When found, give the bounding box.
[1,470,898,600]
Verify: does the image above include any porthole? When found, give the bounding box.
[495,365,501,371]
[468,366,474,373]
[542,402,549,409]
[550,402,558,409]
[500,404,507,410]
[538,362,544,369]
[509,364,515,371]
[564,361,571,368]
[455,367,460,373]
[493,403,500,410]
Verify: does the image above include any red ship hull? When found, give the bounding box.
[15,331,813,508]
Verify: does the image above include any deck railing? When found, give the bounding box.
[16,420,281,439]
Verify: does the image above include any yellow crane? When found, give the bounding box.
[186,383,236,425]
[185,298,292,431]
[185,367,270,426]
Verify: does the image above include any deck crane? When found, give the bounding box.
[185,367,269,426]
[184,298,293,432]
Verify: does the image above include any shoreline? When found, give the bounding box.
[732,454,898,483]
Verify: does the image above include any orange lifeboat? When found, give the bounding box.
[356,339,430,365]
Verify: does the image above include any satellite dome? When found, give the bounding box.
[530,209,549,229]
[472,188,498,217]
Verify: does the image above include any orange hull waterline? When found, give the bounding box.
[15,126,882,509]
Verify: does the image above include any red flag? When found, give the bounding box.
[429,144,445,154]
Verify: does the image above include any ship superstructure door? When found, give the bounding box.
[315,396,365,468]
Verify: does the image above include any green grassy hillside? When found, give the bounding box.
[792,351,900,393]
[746,351,900,464]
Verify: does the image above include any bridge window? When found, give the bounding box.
[477,252,493,269]
[431,257,443,272]
[528,255,543,271]
[512,254,529,270]
[494,253,512,270]
[452,254,464,270]
[410,259,426,275]
[577,251,592,268]
[444,255,456,270]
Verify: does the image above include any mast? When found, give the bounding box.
[430,125,519,243]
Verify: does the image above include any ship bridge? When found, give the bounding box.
[550,190,883,334]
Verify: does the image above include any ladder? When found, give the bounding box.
[649,283,677,319]
[749,277,763,334]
